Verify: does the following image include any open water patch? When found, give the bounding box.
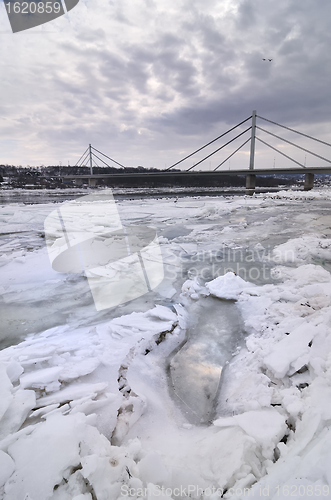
[167,295,245,425]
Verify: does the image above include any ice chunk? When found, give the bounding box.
[80,455,123,499]
[58,357,101,381]
[35,382,108,408]
[206,272,255,300]
[5,361,23,383]
[199,427,259,489]
[306,377,331,421]
[272,236,331,264]
[216,409,286,444]
[264,324,317,378]
[0,450,15,487]
[0,389,36,438]
[214,410,286,460]
[19,366,63,390]
[5,414,83,500]
[0,363,13,421]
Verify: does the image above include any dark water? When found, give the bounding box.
[0,185,299,205]
[0,189,88,205]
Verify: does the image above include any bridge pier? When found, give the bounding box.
[304,173,314,191]
[88,178,97,187]
[246,173,256,192]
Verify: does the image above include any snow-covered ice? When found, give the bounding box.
[1,188,331,499]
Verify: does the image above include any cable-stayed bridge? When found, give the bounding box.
[65,111,331,191]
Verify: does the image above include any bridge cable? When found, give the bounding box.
[77,151,90,167]
[256,126,331,165]
[186,127,251,172]
[165,116,252,171]
[213,137,251,171]
[91,152,112,169]
[77,151,89,167]
[75,147,89,167]
[92,146,126,168]
[257,115,331,148]
[256,137,306,168]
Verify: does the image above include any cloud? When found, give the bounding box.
[0,0,331,168]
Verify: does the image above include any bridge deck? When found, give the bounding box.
[61,167,331,180]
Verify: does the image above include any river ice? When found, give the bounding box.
[1,187,331,499]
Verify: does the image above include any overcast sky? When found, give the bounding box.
[1,0,331,170]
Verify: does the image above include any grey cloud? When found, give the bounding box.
[124,34,199,97]
[235,0,257,29]
[1,0,331,167]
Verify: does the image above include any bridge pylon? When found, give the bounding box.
[246,110,257,192]
[249,110,256,171]
[89,144,93,175]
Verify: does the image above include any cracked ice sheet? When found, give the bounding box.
[0,305,180,499]
[1,190,331,499]
[189,264,331,498]
[117,263,331,500]
[0,195,243,345]
[2,190,331,346]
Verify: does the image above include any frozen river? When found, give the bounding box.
[1,186,331,499]
[2,187,331,347]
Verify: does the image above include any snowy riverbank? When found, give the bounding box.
[1,189,331,499]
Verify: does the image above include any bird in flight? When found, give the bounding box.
[263,58,273,61]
